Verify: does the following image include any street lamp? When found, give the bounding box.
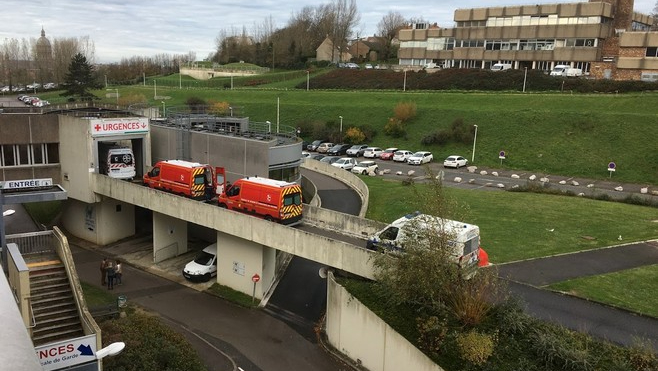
[472,125,478,163]
[266,120,271,133]
[523,67,528,93]
[96,342,126,360]
[106,88,118,105]
[403,70,407,92]
[306,70,310,91]
[339,116,343,133]
[229,106,233,117]
[161,101,166,118]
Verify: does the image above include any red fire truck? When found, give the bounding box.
[217,176,303,225]
[143,160,215,200]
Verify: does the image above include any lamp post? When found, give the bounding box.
[306,70,309,91]
[403,70,407,92]
[339,116,343,133]
[523,67,528,93]
[161,101,166,118]
[266,120,271,133]
[96,342,126,361]
[229,106,233,117]
[472,125,478,163]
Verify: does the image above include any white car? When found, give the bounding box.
[407,151,433,165]
[331,157,357,170]
[351,160,378,175]
[363,147,383,158]
[444,155,468,168]
[393,150,414,163]
[302,151,311,158]
[316,142,334,153]
[182,244,218,282]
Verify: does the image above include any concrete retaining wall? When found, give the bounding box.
[326,272,444,371]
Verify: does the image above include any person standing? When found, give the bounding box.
[106,260,115,290]
[100,257,108,286]
[115,259,123,285]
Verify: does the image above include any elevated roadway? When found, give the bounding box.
[91,173,378,280]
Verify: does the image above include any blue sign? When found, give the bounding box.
[499,151,506,159]
[608,162,616,169]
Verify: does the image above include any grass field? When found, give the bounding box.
[548,264,658,318]
[362,176,658,263]
[44,74,658,184]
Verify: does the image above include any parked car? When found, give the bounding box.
[364,64,373,69]
[331,157,357,170]
[393,150,414,163]
[316,142,334,153]
[319,156,339,164]
[309,153,325,161]
[327,143,352,156]
[351,160,378,175]
[345,62,360,69]
[302,151,311,158]
[182,243,217,282]
[380,147,398,161]
[407,151,434,165]
[346,144,369,157]
[307,139,328,152]
[363,147,383,158]
[443,155,468,168]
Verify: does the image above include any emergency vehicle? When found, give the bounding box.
[143,160,215,200]
[366,211,488,274]
[99,143,135,180]
[217,176,303,225]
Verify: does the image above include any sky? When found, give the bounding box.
[1,0,655,63]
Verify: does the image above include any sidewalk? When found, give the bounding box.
[68,234,352,371]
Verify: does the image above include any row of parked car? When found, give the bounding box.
[304,140,470,169]
[1,82,58,93]
[17,94,50,107]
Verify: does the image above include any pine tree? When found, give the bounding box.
[60,53,99,102]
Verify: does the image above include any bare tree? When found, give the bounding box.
[329,0,360,62]
[652,0,658,30]
[377,11,407,61]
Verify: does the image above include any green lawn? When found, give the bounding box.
[548,265,658,318]
[42,77,658,184]
[363,176,658,263]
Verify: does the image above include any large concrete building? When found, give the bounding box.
[397,0,658,80]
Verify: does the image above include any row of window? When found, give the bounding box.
[0,144,59,167]
[406,38,598,51]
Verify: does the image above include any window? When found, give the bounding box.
[646,47,658,57]
[0,143,59,167]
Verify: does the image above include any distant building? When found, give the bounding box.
[316,36,352,63]
[397,0,657,80]
[35,27,54,84]
[348,37,385,62]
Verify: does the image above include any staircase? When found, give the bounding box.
[26,252,84,346]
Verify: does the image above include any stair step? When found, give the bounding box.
[33,319,83,335]
[33,301,77,315]
[32,293,74,306]
[30,266,66,277]
[33,328,85,346]
[31,281,70,294]
[35,313,80,326]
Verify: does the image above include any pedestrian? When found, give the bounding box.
[115,259,123,285]
[106,260,115,290]
[100,257,108,286]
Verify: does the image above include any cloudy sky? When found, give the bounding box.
[1,0,655,63]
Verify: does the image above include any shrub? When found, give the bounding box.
[207,100,230,116]
[100,310,206,371]
[344,127,366,144]
[530,327,594,371]
[421,130,451,145]
[444,267,501,326]
[384,117,406,138]
[627,338,658,371]
[417,315,449,355]
[358,124,377,142]
[185,96,206,113]
[394,101,417,122]
[455,330,496,366]
[450,118,476,144]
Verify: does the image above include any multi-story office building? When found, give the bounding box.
[398,0,658,80]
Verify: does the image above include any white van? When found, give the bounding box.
[99,143,136,180]
[366,212,481,271]
[550,65,582,77]
[491,63,512,71]
[182,243,217,282]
